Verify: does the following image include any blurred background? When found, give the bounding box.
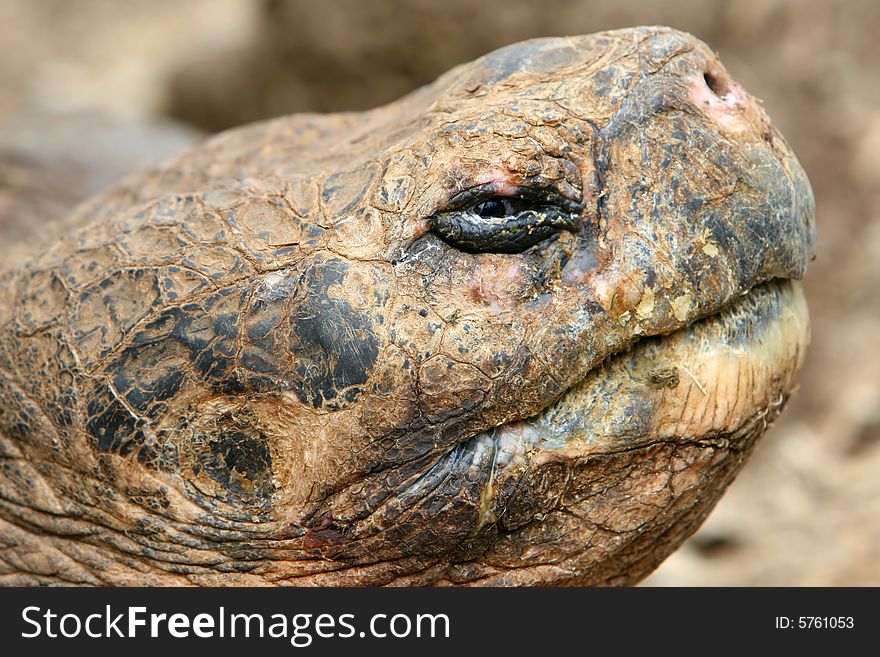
[0,0,877,585]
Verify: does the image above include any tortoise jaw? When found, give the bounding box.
[488,279,809,461]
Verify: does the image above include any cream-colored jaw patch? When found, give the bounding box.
[493,279,809,458]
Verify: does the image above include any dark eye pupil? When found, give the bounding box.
[475,199,507,217]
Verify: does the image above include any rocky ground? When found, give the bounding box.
[0,0,876,585]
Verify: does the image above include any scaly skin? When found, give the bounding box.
[0,27,815,586]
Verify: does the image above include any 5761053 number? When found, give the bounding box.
[775,616,854,629]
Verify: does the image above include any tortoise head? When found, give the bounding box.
[0,27,814,585]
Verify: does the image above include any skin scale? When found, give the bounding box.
[0,27,815,586]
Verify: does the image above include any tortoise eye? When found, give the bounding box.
[472,196,540,218]
[430,191,581,254]
[474,198,507,217]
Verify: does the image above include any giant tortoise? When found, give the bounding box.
[0,27,815,586]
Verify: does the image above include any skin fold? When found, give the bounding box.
[0,27,815,586]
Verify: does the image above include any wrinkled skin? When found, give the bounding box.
[0,27,815,586]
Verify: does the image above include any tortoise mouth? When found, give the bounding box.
[481,278,809,466]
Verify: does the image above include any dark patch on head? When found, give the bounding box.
[86,386,143,456]
[113,355,184,414]
[137,370,184,409]
[213,312,239,339]
[109,325,197,418]
[111,287,246,400]
[288,259,380,409]
[702,210,737,252]
[211,430,271,481]
[239,349,277,374]
[91,257,382,475]
[189,411,276,511]
[702,209,756,289]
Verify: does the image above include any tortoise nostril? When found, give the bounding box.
[703,70,730,98]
